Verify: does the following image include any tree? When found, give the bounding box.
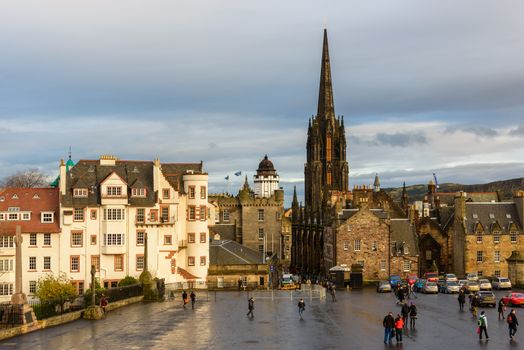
[118,276,138,287]
[1,168,48,188]
[35,273,77,312]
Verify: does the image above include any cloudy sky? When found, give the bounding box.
[1,1,524,205]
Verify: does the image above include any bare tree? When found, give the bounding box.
[1,168,49,188]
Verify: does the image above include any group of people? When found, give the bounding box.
[383,302,417,344]
[394,283,416,304]
[245,297,307,320]
[181,290,197,309]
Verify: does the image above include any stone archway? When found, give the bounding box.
[419,234,442,275]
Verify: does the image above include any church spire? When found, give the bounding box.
[317,29,335,120]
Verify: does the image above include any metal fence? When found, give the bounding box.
[104,283,143,303]
[0,304,24,329]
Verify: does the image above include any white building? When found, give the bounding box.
[253,155,279,198]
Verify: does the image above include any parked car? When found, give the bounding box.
[479,279,492,291]
[465,281,480,293]
[376,280,392,293]
[475,291,496,307]
[491,277,512,290]
[466,272,479,281]
[424,272,439,282]
[444,273,458,282]
[501,292,524,307]
[422,281,438,294]
[442,281,461,294]
[389,275,402,288]
[414,279,426,293]
[458,279,468,289]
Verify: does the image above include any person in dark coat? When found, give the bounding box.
[182,291,188,309]
[458,290,466,311]
[408,303,418,328]
[508,309,519,341]
[498,299,506,320]
[298,298,306,319]
[383,312,395,344]
[401,303,409,328]
[246,297,255,318]
[190,291,196,309]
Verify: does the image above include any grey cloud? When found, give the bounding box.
[445,126,499,137]
[372,132,427,147]
[510,125,524,136]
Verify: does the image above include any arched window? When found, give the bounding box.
[326,134,332,161]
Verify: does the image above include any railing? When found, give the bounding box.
[178,240,187,248]
[104,283,143,303]
[0,304,24,328]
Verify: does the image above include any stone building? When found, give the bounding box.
[281,208,292,270]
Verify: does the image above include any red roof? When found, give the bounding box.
[0,188,61,235]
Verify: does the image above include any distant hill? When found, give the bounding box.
[384,178,524,203]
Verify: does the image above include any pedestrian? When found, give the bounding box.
[471,294,479,318]
[498,299,506,320]
[477,311,489,341]
[408,302,417,328]
[408,282,417,299]
[100,294,108,314]
[401,302,409,328]
[330,286,337,302]
[397,287,405,304]
[395,314,404,343]
[508,309,519,341]
[458,290,466,312]
[298,298,306,319]
[383,312,395,344]
[182,290,188,309]
[190,291,196,309]
[238,278,242,291]
[246,297,255,318]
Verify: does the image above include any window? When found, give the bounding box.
[41,212,54,223]
[477,251,483,263]
[8,213,18,220]
[104,208,125,221]
[72,281,84,295]
[188,206,196,221]
[472,213,478,219]
[132,209,143,224]
[70,256,80,272]
[188,186,195,199]
[222,209,230,222]
[511,231,518,243]
[29,256,36,270]
[199,206,206,221]
[0,236,14,248]
[200,256,206,266]
[403,260,411,272]
[90,235,97,245]
[476,232,483,243]
[132,188,146,197]
[160,207,169,222]
[71,232,83,247]
[0,283,13,296]
[73,188,88,197]
[188,233,195,243]
[494,270,501,277]
[380,260,386,271]
[90,210,97,220]
[354,239,361,252]
[0,258,13,272]
[489,213,495,219]
[104,233,125,246]
[163,189,170,199]
[164,235,173,245]
[0,213,4,220]
[493,232,500,244]
[200,186,206,199]
[29,281,37,294]
[43,256,51,270]
[114,255,124,271]
[91,255,100,272]
[258,209,264,222]
[258,245,264,253]
[22,212,30,220]
[258,228,264,240]
[136,231,145,245]
[29,233,37,246]
[73,208,84,221]
[188,256,195,266]
[149,209,157,222]
[403,246,409,255]
[357,260,365,268]
[494,251,501,263]
[200,232,206,243]
[43,233,51,246]
[343,241,349,250]
[371,242,377,251]
[136,255,144,271]
[106,186,122,196]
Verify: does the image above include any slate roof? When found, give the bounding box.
[209,224,236,241]
[464,202,522,234]
[0,188,61,234]
[436,192,499,206]
[390,219,419,256]
[209,240,263,265]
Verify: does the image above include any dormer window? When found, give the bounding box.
[73,188,88,197]
[106,186,122,197]
[11,194,18,200]
[131,188,146,197]
[472,213,478,219]
[41,212,54,223]
[489,213,495,219]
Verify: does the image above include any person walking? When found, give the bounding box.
[471,294,479,318]
[100,294,109,315]
[458,290,466,312]
[298,298,306,319]
[498,299,506,320]
[330,286,337,302]
[383,312,395,344]
[408,302,417,328]
[478,311,489,341]
[395,314,404,343]
[401,302,409,328]
[246,297,255,318]
[190,291,196,309]
[508,309,519,341]
[182,290,188,309]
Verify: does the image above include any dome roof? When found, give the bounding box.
[257,155,275,172]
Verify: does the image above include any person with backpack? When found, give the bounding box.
[508,309,519,341]
[394,314,404,343]
[408,302,418,328]
[298,298,306,319]
[498,299,506,320]
[383,312,395,344]
[477,311,489,341]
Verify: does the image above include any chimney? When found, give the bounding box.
[514,190,524,228]
[454,191,467,223]
[59,159,66,195]
[153,157,161,192]
[99,155,117,166]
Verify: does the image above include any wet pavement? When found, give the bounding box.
[0,288,523,349]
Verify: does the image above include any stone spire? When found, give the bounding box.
[317,29,335,120]
[292,185,299,223]
[373,173,380,192]
[401,181,409,211]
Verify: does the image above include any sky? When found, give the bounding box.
[1,0,524,206]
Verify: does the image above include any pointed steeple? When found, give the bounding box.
[317,29,335,120]
[292,186,299,223]
[401,181,409,211]
[373,173,380,192]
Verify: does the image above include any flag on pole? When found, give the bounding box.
[433,173,439,189]
[234,171,242,176]
[225,175,229,180]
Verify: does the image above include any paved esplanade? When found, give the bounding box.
[0,289,520,349]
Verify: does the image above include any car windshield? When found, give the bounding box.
[480,279,489,283]
[515,293,524,298]
[447,282,458,286]
[468,282,478,286]
[426,282,436,286]
[446,274,456,278]
[426,273,437,278]
[501,278,510,282]
[479,292,493,296]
